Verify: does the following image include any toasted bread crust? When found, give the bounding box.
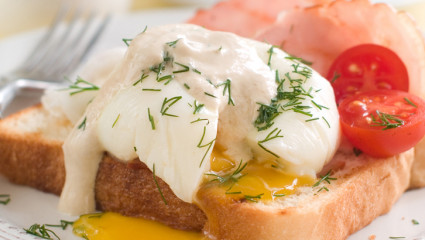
[0,106,206,231]
[198,150,414,240]
[0,105,416,239]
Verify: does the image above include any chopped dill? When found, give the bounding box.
[112,114,120,128]
[148,108,155,130]
[153,164,168,205]
[257,128,283,158]
[0,194,10,205]
[64,76,99,96]
[370,110,404,130]
[78,117,87,131]
[197,126,216,167]
[192,100,205,114]
[404,97,417,108]
[133,73,149,86]
[217,79,235,106]
[160,96,182,117]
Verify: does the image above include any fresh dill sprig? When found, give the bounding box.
[254,102,280,131]
[217,79,235,106]
[404,97,417,108]
[24,224,60,240]
[173,62,190,74]
[291,63,312,79]
[147,108,155,130]
[370,110,404,130]
[153,164,168,205]
[184,83,190,89]
[160,96,182,117]
[257,128,283,158]
[206,160,247,184]
[273,193,286,198]
[313,170,336,192]
[112,114,120,128]
[192,100,205,114]
[197,126,216,167]
[244,193,264,203]
[285,55,313,66]
[45,220,74,230]
[122,38,133,47]
[142,88,161,91]
[166,38,181,48]
[330,71,340,83]
[0,194,10,205]
[412,219,420,225]
[267,46,275,67]
[78,117,87,131]
[64,77,99,96]
[353,147,362,156]
[204,92,217,98]
[133,73,149,86]
[322,116,330,128]
[190,118,210,125]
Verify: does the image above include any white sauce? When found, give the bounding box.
[53,24,340,215]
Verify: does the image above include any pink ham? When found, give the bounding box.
[187,0,332,37]
[256,0,425,98]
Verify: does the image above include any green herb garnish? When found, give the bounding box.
[147,108,155,130]
[153,164,168,205]
[192,100,205,114]
[197,126,216,167]
[244,193,264,203]
[217,79,235,106]
[257,128,283,158]
[78,117,87,131]
[112,114,120,128]
[122,38,133,47]
[0,194,10,205]
[160,96,182,117]
[370,110,404,130]
[65,77,99,96]
[166,38,180,48]
[133,73,149,86]
[404,97,417,108]
[313,170,336,192]
[206,160,247,184]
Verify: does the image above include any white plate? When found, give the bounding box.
[1,4,425,240]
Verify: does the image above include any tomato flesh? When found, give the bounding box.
[338,90,425,157]
[327,44,409,104]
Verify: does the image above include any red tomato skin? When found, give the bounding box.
[338,90,425,158]
[327,44,409,104]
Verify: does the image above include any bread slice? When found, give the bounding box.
[0,104,414,239]
[0,105,206,231]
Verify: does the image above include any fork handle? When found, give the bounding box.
[0,76,18,118]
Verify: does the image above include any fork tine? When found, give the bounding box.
[19,2,70,72]
[29,6,84,77]
[54,14,111,78]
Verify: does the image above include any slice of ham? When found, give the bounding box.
[187,0,332,38]
[255,0,425,99]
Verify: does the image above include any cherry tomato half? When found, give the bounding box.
[327,44,409,104]
[338,90,425,158]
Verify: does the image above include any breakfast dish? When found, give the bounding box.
[1,0,425,239]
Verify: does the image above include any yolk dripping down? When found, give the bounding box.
[73,212,206,240]
[206,151,316,201]
[73,151,317,239]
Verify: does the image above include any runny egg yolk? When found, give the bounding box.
[73,212,206,240]
[207,151,316,201]
[73,152,317,239]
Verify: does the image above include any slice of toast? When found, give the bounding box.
[0,104,414,239]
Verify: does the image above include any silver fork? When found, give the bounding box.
[0,3,110,117]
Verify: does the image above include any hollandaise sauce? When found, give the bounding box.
[73,213,206,240]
